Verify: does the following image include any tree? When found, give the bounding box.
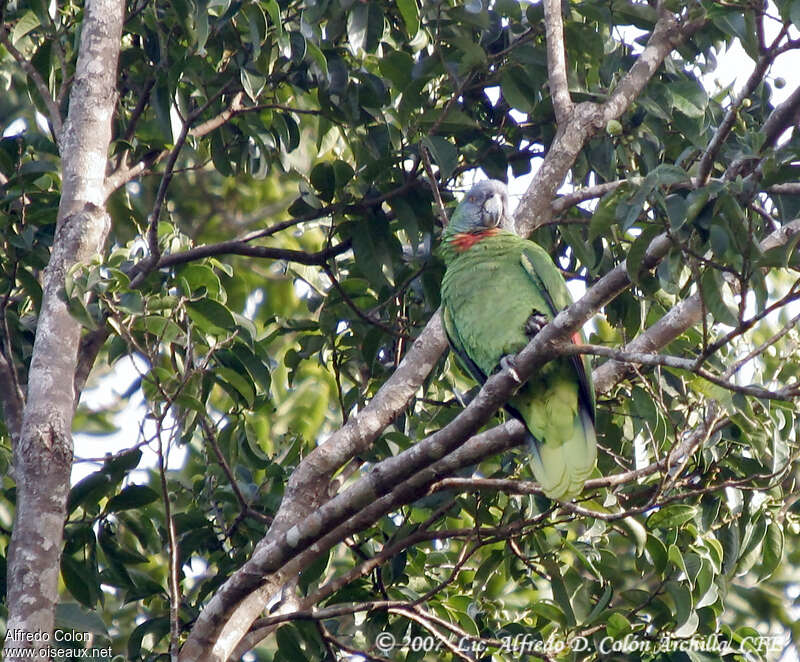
[1,0,800,660]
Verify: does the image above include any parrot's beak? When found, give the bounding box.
[483,194,504,228]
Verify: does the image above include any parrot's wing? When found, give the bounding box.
[519,244,595,418]
[442,305,487,386]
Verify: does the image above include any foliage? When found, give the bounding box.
[1,0,800,660]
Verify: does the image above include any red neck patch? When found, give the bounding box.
[449,227,501,252]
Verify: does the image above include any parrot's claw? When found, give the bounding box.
[500,355,522,384]
[524,313,548,338]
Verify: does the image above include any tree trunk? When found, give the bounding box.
[3,2,124,660]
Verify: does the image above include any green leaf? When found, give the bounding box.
[625,225,662,285]
[241,68,266,101]
[299,550,330,593]
[347,2,384,53]
[12,11,40,44]
[500,66,537,114]
[757,522,784,580]
[700,269,737,326]
[718,524,740,575]
[55,603,109,638]
[755,230,800,268]
[645,534,668,574]
[651,163,689,187]
[305,40,328,79]
[619,517,647,556]
[134,316,184,344]
[67,472,114,514]
[179,263,224,300]
[310,161,336,202]
[231,344,271,392]
[417,108,478,133]
[128,617,170,659]
[215,365,256,407]
[646,504,697,530]
[61,555,99,609]
[103,449,143,476]
[379,50,414,89]
[530,601,566,627]
[276,625,306,659]
[606,612,632,638]
[186,298,236,332]
[421,136,458,180]
[349,216,396,288]
[669,80,708,118]
[664,579,692,627]
[584,584,613,625]
[264,0,282,35]
[397,0,420,35]
[588,185,632,241]
[105,485,160,512]
[192,0,210,54]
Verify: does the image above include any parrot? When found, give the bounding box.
[439,179,596,500]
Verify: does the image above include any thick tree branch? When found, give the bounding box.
[3,1,124,658]
[542,0,572,125]
[762,83,800,150]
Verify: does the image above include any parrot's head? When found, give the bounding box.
[448,179,510,235]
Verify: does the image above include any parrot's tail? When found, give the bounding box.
[527,408,596,500]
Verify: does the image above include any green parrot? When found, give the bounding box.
[439,179,596,499]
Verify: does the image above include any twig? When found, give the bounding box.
[199,416,270,529]
[188,96,321,138]
[154,417,181,659]
[563,342,800,401]
[696,51,775,184]
[155,238,352,270]
[420,145,448,226]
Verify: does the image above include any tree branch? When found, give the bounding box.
[514,8,704,234]
[565,343,799,401]
[3,0,124,655]
[550,178,635,215]
[696,52,775,185]
[542,0,572,125]
[0,352,24,445]
[155,238,353,270]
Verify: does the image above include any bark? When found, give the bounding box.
[3,2,124,660]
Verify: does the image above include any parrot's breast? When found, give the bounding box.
[441,235,550,377]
